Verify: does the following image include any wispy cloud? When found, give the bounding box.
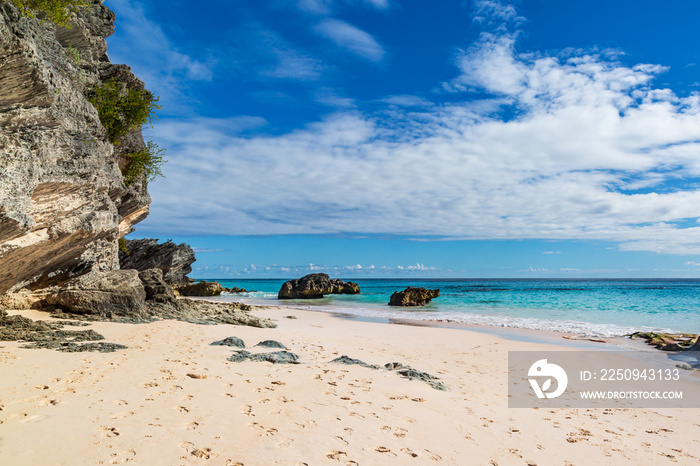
[298,0,391,14]
[316,19,386,62]
[107,0,213,108]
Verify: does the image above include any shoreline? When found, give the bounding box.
[193,295,698,357]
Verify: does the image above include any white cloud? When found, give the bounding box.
[542,251,562,255]
[316,19,385,62]
[263,48,324,81]
[685,261,700,266]
[298,0,390,14]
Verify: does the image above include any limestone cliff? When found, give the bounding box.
[0,1,151,294]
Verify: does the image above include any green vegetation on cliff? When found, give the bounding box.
[88,79,161,144]
[123,140,166,186]
[9,0,89,27]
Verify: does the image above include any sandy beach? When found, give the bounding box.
[0,305,698,465]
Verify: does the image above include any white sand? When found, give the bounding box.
[0,306,698,465]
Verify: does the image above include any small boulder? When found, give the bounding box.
[255,340,287,349]
[388,287,439,307]
[278,273,360,299]
[211,336,245,348]
[228,350,299,364]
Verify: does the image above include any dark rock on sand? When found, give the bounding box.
[211,336,246,348]
[228,350,252,363]
[629,332,699,352]
[0,309,127,352]
[228,350,299,364]
[256,340,287,349]
[278,273,360,299]
[384,362,405,370]
[22,341,128,352]
[119,238,196,285]
[397,368,447,391]
[388,287,440,307]
[146,299,276,328]
[385,361,447,390]
[174,281,223,297]
[330,355,381,369]
[45,270,148,319]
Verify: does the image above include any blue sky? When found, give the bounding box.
[105,0,700,278]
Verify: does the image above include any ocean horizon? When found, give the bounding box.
[201,278,700,337]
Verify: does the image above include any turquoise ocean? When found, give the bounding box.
[208,279,700,337]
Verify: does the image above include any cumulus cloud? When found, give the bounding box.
[137,1,700,256]
[315,19,386,61]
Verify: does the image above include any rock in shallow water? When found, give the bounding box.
[278,273,360,299]
[388,287,440,306]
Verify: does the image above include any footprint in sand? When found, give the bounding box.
[99,426,120,438]
[247,422,277,436]
[241,405,253,416]
[375,446,397,457]
[277,438,293,448]
[111,411,135,419]
[109,449,136,464]
[326,450,348,460]
[186,421,200,431]
[333,436,349,445]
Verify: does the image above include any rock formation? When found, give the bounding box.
[119,238,195,285]
[388,287,440,306]
[0,1,151,295]
[278,273,360,299]
[174,281,223,297]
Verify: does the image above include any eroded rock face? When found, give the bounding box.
[278,273,360,299]
[388,287,440,306]
[119,239,196,285]
[45,270,148,318]
[0,2,151,295]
